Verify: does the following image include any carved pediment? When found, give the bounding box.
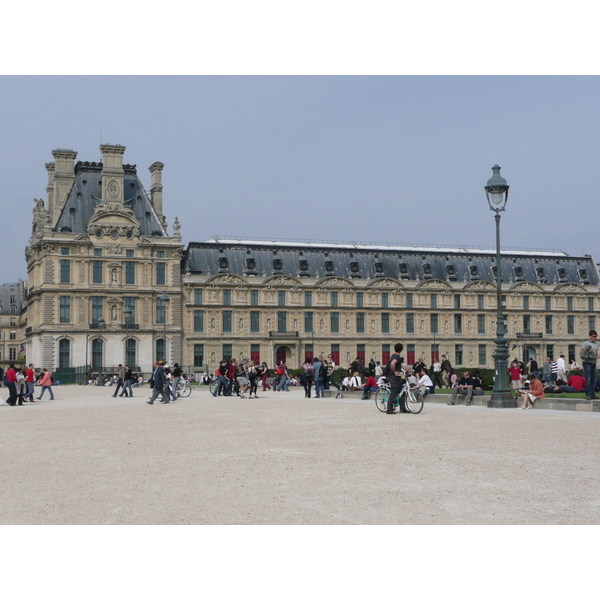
[463,280,497,291]
[86,205,141,239]
[509,281,545,293]
[206,273,248,286]
[264,275,303,287]
[415,279,452,290]
[366,277,404,290]
[553,282,588,294]
[314,276,354,288]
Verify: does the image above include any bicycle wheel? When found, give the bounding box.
[405,388,424,414]
[178,382,192,398]
[375,388,391,412]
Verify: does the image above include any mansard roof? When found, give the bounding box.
[53,161,167,237]
[181,238,600,287]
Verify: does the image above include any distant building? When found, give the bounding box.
[0,281,26,370]
[18,145,600,376]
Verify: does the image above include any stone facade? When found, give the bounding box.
[18,144,600,376]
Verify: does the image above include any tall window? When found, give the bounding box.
[357,344,366,363]
[251,290,259,306]
[430,314,438,333]
[251,344,260,364]
[331,344,340,366]
[59,296,70,323]
[406,313,415,334]
[124,297,136,324]
[431,344,440,364]
[277,311,287,332]
[330,292,338,307]
[93,260,103,284]
[94,248,102,257]
[405,293,413,308]
[430,293,437,309]
[156,299,166,324]
[567,296,573,311]
[568,344,576,364]
[382,293,389,308]
[454,294,461,309]
[304,312,313,333]
[9,348,16,361]
[478,344,486,366]
[92,339,103,369]
[477,314,485,334]
[195,289,203,305]
[523,296,530,310]
[125,262,135,284]
[251,311,260,333]
[454,314,462,334]
[92,296,103,325]
[406,344,415,365]
[194,310,204,332]
[60,259,71,283]
[156,338,165,362]
[523,315,531,334]
[381,313,390,334]
[478,295,485,310]
[455,344,463,366]
[546,315,553,334]
[547,345,554,361]
[59,339,70,369]
[278,291,286,307]
[356,292,364,308]
[223,289,232,306]
[126,339,136,367]
[545,296,552,311]
[331,312,340,333]
[222,311,232,333]
[305,344,314,362]
[156,262,166,285]
[305,291,312,307]
[589,316,596,332]
[222,344,232,361]
[589,297,595,312]
[356,312,365,333]
[61,247,70,256]
[194,344,204,367]
[382,344,391,366]
[567,315,574,335]
[126,249,134,258]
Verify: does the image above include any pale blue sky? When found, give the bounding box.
[2,75,600,283]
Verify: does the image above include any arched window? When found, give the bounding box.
[59,339,70,369]
[92,339,103,369]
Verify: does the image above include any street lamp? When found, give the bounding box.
[485,165,516,408]
[159,292,170,363]
[95,317,106,386]
[124,305,133,365]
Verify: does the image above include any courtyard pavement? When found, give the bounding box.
[1,383,599,525]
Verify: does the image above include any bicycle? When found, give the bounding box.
[375,378,424,414]
[176,379,192,398]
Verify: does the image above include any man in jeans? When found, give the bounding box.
[447,370,475,406]
[580,330,600,400]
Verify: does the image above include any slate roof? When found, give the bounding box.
[53,161,167,237]
[182,239,600,286]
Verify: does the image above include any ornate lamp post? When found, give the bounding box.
[485,165,516,408]
[159,292,170,363]
[124,305,133,365]
[95,317,106,386]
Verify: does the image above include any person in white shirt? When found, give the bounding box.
[418,372,434,396]
[432,360,442,389]
[556,354,567,381]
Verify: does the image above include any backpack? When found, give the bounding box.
[319,363,328,380]
[3,374,9,386]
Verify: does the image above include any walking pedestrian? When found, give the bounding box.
[37,368,55,400]
[302,358,314,397]
[580,330,600,400]
[112,364,125,397]
[25,363,36,402]
[147,361,170,404]
[119,364,133,397]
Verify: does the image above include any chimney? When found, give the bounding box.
[51,148,77,223]
[100,144,126,205]
[45,161,55,219]
[149,161,164,216]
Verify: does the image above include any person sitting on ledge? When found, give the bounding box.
[447,370,474,406]
[519,373,545,409]
[558,369,587,393]
[417,371,434,397]
[361,375,379,399]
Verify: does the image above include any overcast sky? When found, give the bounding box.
[2,75,600,283]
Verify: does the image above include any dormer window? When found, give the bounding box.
[469,265,479,280]
[218,257,229,273]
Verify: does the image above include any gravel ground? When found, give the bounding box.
[2,384,599,525]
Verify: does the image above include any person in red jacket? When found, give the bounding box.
[25,363,36,402]
[5,363,18,406]
[361,375,379,399]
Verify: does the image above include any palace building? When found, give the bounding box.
[19,145,600,377]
